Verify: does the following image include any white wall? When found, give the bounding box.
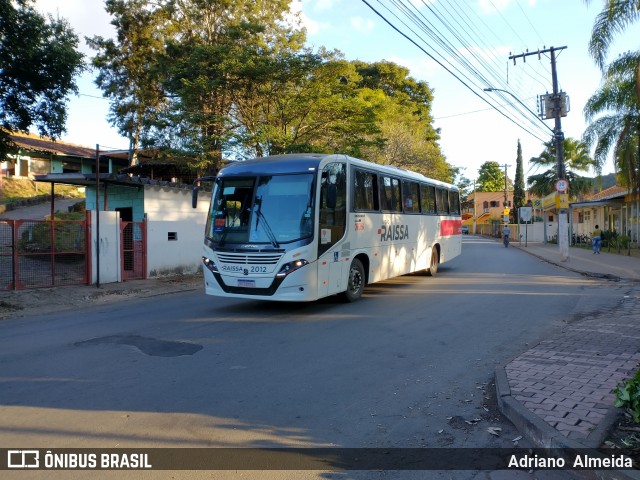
[144,186,210,277]
[90,210,120,284]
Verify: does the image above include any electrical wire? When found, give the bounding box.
[360,0,549,143]
[360,0,556,143]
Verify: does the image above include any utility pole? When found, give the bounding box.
[500,163,511,224]
[509,46,569,260]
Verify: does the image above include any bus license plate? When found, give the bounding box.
[237,279,255,288]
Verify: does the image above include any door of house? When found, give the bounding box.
[120,215,146,281]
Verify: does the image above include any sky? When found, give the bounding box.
[33,0,639,183]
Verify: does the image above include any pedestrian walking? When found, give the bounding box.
[592,225,602,254]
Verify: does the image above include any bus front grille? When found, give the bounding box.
[216,253,283,265]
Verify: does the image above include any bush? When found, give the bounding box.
[614,369,640,422]
[18,221,85,253]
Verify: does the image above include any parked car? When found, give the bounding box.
[461,225,469,234]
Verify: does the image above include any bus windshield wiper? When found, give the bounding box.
[254,197,280,248]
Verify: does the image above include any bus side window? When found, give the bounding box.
[353,169,378,211]
[402,180,419,213]
[436,188,450,214]
[380,176,400,212]
[420,184,436,214]
[449,190,460,214]
[319,162,346,256]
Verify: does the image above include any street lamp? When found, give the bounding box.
[483,87,554,134]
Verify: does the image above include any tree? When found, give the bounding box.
[156,0,303,173]
[584,0,640,195]
[476,161,508,192]
[527,137,595,198]
[512,140,526,222]
[585,0,640,100]
[230,50,379,159]
[0,0,84,157]
[355,61,452,182]
[87,0,169,166]
[583,52,640,190]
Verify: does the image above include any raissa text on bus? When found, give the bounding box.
[192,153,462,302]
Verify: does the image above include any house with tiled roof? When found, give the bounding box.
[1,132,129,177]
[570,185,639,246]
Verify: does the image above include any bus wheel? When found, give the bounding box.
[427,249,439,276]
[343,258,365,302]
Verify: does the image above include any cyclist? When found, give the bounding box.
[503,224,511,247]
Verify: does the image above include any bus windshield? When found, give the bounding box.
[206,173,315,246]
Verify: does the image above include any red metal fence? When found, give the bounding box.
[1,218,89,290]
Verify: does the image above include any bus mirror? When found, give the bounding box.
[192,186,200,208]
[326,184,337,209]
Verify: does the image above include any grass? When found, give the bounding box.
[0,177,84,204]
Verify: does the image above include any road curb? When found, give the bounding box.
[495,364,640,480]
[511,243,640,284]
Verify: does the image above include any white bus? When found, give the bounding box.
[193,153,461,302]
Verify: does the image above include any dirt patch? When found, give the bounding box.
[0,274,202,320]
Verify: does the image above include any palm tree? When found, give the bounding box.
[527,137,596,198]
[585,0,640,99]
[583,51,640,189]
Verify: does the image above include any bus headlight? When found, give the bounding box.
[276,259,309,278]
[202,256,219,273]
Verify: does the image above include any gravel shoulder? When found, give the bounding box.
[0,274,203,320]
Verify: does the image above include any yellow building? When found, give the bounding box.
[462,191,539,235]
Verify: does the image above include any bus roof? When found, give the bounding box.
[219,154,329,176]
[219,153,457,190]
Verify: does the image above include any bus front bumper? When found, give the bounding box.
[202,260,320,302]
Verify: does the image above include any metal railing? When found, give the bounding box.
[1,218,89,290]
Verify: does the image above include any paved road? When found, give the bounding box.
[0,198,82,220]
[0,236,620,479]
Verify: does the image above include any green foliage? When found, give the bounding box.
[19,221,85,253]
[582,51,640,191]
[476,161,507,192]
[0,0,85,158]
[87,0,169,166]
[614,368,640,423]
[513,140,526,223]
[527,137,596,198]
[89,0,452,180]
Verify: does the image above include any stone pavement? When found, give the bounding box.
[496,240,640,479]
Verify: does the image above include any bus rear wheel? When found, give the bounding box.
[427,248,439,276]
[343,258,365,302]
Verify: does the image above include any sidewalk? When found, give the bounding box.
[497,240,640,479]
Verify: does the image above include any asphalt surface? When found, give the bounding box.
[3,214,640,477]
[0,197,82,220]
[499,238,640,480]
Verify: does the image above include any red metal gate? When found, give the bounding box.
[120,220,146,281]
[1,218,89,290]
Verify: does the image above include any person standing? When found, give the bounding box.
[592,225,602,254]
